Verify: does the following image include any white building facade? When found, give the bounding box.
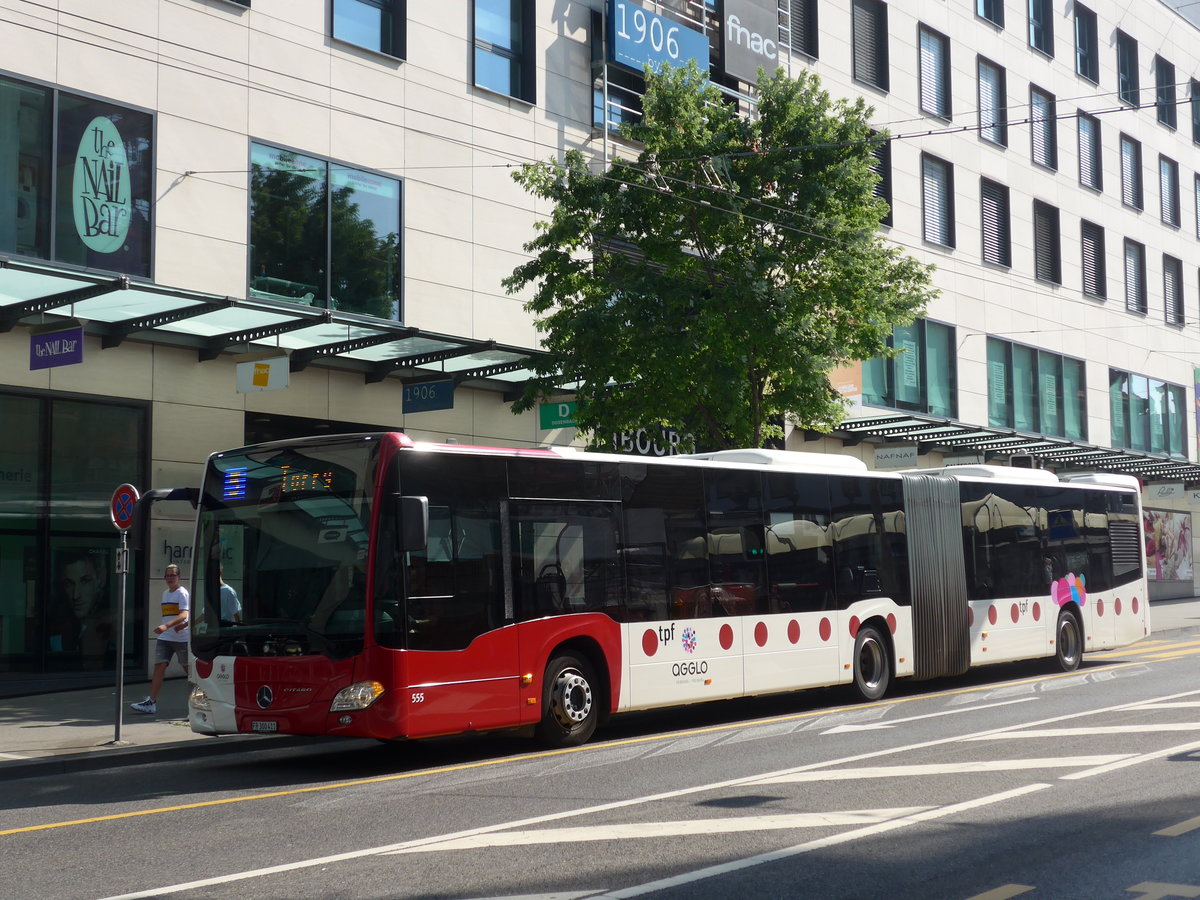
[0,0,1196,690]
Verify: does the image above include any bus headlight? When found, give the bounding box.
[330,681,384,711]
[189,686,212,712]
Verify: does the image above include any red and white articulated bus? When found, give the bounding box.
[186,433,1149,747]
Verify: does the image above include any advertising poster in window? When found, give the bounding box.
[1194,366,1200,461]
[54,93,153,277]
[1143,508,1193,582]
[48,544,115,670]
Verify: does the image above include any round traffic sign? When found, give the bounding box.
[110,483,140,531]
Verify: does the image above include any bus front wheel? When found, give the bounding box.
[536,654,599,747]
[853,624,891,702]
[1055,609,1082,672]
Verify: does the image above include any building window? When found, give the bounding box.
[988,338,1086,440]
[1192,80,1200,144]
[978,0,1003,27]
[788,0,819,58]
[1124,239,1147,314]
[1032,201,1061,284]
[1074,4,1098,83]
[1116,30,1138,106]
[1194,174,1200,238]
[1160,155,1180,228]
[863,319,957,418]
[1164,255,1184,326]
[1155,56,1177,129]
[1109,370,1185,455]
[1028,0,1053,56]
[331,0,406,58]
[918,25,951,119]
[978,58,1007,146]
[1077,112,1101,190]
[0,76,154,277]
[921,154,954,248]
[852,0,889,92]
[0,390,149,679]
[869,133,892,226]
[1030,86,1057,170]
[980,178,1011,267]
[1080,220,1106,299]
[1119,134,1142,210]
[474,0,535,102]
[249,143,402,319]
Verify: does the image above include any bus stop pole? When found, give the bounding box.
[113,532,129,745]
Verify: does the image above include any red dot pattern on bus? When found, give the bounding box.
[719,624,734,650]
[642,629,657,657]
[887,613,897,634]
[819,617,832,641]
[788,620,801,644]
[988,605,998,626]
[754,622,768,647]
[848,616,860,638]
[1096,598,1104,617]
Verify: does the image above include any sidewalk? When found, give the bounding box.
[3,598,1199,779]
[0,676,320,778]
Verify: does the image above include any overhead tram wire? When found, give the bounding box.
[11,4,1200,357]
[11,0,1196,185]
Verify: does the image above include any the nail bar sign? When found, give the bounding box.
[30,324,84,370]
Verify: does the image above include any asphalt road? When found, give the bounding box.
[3,634,1200,900]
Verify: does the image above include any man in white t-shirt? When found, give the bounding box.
[130,564,190,715]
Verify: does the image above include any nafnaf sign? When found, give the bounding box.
[723,0,782,84]
[608,0,709,74]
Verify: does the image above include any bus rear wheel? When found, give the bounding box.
[853,624,890,702]
[1055,609,1082,672]
[536,654,599,748]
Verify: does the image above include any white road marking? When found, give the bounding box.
[753,756,1132,783]
[592,785,1052,899]
[1060,738,1200,780]
[972,724,1200,739]
[94,686,1200,900]
[1155,815,1200,838]
[820,697,1037,734]
[965,886,1034,900]
[390,808,931,853]
[1128,702,1200,710]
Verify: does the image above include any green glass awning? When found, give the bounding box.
[0,257,548,394]
[823,411,1200,483]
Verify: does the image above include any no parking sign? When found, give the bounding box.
[110,483,139,531]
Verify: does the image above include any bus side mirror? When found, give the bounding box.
[397,495,429,551]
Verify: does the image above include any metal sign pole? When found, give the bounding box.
[109,482,139,747]
[113,534,129,745]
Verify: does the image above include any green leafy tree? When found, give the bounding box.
[505,64,936,450]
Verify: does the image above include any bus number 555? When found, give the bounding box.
[411,692,425,703]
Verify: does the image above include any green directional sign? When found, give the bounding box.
[540,400,577,430]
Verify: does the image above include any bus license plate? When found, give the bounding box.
[251,721,277,733]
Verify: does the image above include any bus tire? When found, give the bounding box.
[535,654,599,748]
[853,624,890,702]
[1055,608,1082,672]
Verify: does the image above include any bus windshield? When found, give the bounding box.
[191,437,380,659]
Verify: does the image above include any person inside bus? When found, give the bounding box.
[219,566,243,624]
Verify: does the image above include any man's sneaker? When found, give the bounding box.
[130,697,157,714]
